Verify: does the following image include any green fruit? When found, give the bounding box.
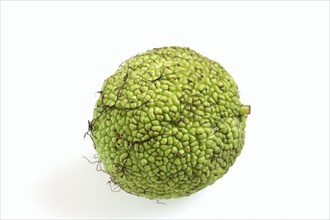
[89,46,250,199]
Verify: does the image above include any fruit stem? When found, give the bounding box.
[240,105,251,115]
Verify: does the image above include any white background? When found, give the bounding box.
[1,1,329,219]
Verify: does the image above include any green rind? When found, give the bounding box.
[91,46,248,199]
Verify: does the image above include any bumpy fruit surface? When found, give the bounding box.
[90,46,249,199]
